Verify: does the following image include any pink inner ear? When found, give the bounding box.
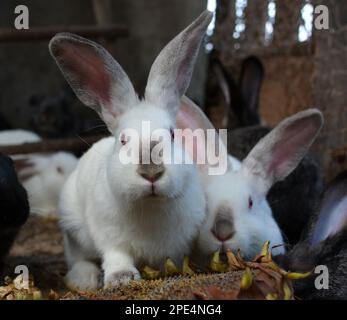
[176,102,200,131]
[268,117,318,179]
[176,98,212,163]
[57,41,112,109]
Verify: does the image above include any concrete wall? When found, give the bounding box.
[0,0,208,131]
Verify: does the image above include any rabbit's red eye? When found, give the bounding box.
[120,134,127,145]
[56,166,64,175]
[248,197,253,209]
[170,128,175,141]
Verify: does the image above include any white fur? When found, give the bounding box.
[0,129,41,145]
[51,11,213,290]
[194,109,323,267]
[23,152,78,217]
[0,129,78,217]
[60,111,206,290]
[194,168,285,266]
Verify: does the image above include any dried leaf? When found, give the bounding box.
[164,258,180,277]
[266,293,278,300]
[193,290,208,300]
[210,252,228,273]
[33,290,43,300]
[0,275,42,300]
[182,256,195,276]
[283,280,293,300]
[260,240,270,256]
[226,250,243,270]
[240,268,253,290]
[195,286,240,300]
[254,241,271,262]
[141,266,161,280]
[286,271,311,280]
[0,286,12,299]
[48,290,60,300]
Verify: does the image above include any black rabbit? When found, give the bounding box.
[0,153,29,274]
[28,86,104,139]
[275,170,347,299]
[0,112,11,131]
[210,56,324,245]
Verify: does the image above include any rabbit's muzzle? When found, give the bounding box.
[211,209,235,242]
[137,140,165,183]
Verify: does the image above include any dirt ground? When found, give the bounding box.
[2,215,295,300]
[4,216,67,295]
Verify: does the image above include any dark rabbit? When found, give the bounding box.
[275,170,347,299]
[28,89,76,138]
[28,87,104,138]
[0,112,11,130]
[0,154,29,274]
[211,56,324,245]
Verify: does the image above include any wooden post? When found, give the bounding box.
[92,0,113,26]
[213,0,236,60]
[244,0,268,47]
[273,0,304,47]
[92,0,114,48]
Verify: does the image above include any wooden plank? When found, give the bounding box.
[273,0,304,46]
[0,25,128,42]
[244,0,268,46]
[331,144,347,159]
[92,0,113,26]
[0,135,107,155]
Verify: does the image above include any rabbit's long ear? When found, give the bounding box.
[212,59,233,107]
[242,109,323,195]
[211,59,240,129]
[145,11,213,117]
[49,33,138,133]
[310,171,347,246]
[13,158,39,182]
[239,56,264,125]
[177,96,230,182]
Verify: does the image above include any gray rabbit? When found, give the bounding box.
[275,170,347,299]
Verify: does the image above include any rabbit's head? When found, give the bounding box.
[49,11,213,203]
[42,152,78,194]
[196,109,324,262]
[17,152,78,216]
[28,89,75,138]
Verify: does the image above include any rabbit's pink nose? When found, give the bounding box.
[211,218,234,242]
[140,170,164,183]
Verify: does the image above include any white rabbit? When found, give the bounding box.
[0,129,41,145]
[0,129,78,217]
[19,152,78,217]
[193,108,324,267]
[49,11,213,290]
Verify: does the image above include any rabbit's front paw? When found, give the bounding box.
[104,268,141,288]
[65,261,102,291]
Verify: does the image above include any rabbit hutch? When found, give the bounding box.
[0,0,346,302]
[207,0,347,180]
